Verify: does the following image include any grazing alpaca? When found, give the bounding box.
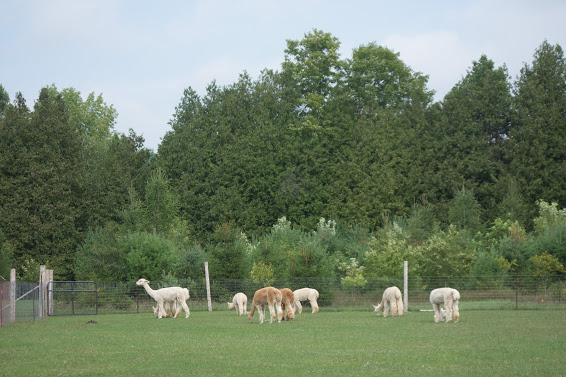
[248,287,283,324]
[280,288,295,321]
[136,278,190,319]
[293,288,319,314]
[429,287,460,323]
[153,288,190,318]
[227,292,248,316]
[373,286,404,317]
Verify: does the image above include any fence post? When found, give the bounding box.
[403,261,408,313]
[39,265,46,319]
[204,262,212,312]
[47,269,53,316]
[9,269,16,323]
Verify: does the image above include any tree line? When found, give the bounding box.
[1,30,565,284]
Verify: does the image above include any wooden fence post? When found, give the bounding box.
[9,269,16,323]
[47,269,53,316]
[403,261,408,313]
[39,265,46,319]
[204,262,212,312]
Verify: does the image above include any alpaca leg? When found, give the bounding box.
[180,300,190,318]
[310,299,318,313]
[276,302,283,323]
[390,300,398,317]
[445,296,453,322]
[296,301,303,314]
[396,298,404,316]
[259,305,265,324]
[267,303,275,323]
[383,301,390,318]
[157,300,166,319]
[433,303,441,322]
[453,300,460,322]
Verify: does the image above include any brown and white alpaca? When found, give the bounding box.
[293,288,319,314]
[430,287,460,323]
[248,287,283,324]
[227,292,248,316]
[136,278,190,319]
[373,286,404,317]
[280,288,295,321]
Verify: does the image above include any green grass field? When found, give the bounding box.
[1,309,565,376]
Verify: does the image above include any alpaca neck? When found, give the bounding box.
[142,283,159,301]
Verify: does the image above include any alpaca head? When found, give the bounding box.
[228,302,235,310]
[373,304,383,316]
[136,278,149,286]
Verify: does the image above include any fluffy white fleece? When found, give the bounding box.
[227,292,248,316]
[373,286,404,317]
[293,288,319,314]
[429,287,460,323]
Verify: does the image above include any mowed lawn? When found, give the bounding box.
[1,309,565,376]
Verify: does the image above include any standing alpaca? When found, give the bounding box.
[373,286,404,317]
[430,287,460,323]
[153,288,190,318]
[280,288,295,321]
[227,292,247,316]
[248,287,283,324]
[136,278,190,319]
[293,288,319,314]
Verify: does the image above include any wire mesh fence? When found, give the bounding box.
[2,275,564,326]
[101,275,566,315]
[1,281,40,326]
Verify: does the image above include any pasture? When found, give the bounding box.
[1,309,565,376]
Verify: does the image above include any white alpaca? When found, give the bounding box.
[153,288,190,318]
[373,286,404,317]
[227,292,248,316]
[430,287,460,323]
[136,278,191,319]
[248,287,283,324]
[293,288,319,314]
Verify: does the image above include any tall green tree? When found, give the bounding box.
[507,41,566,223]
[430,55,512,222]
[0,88,83,278]
[0,84,9,116]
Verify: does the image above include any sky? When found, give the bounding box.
[1,0,565,152]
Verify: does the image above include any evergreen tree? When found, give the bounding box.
[507,41,566,224]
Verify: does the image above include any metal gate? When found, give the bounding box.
[47,281,98,316]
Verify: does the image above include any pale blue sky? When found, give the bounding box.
[1,0,565,151]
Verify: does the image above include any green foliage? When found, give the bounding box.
[533,200,566,235]
[364,222,416,277]
[172,243,207,280]
[508,41,566,220]
[535,222,566,267]
[250,261,275,287]
[530,251,566,276]
[0,88,83,279]
[339,258,367,294]
[414,225,476,277]
[0,84,9,115]
[75,225,127,282]
[206,222,248,279]
[449,186,483,234]
[0,229,15,279]
[122,231,180,281]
